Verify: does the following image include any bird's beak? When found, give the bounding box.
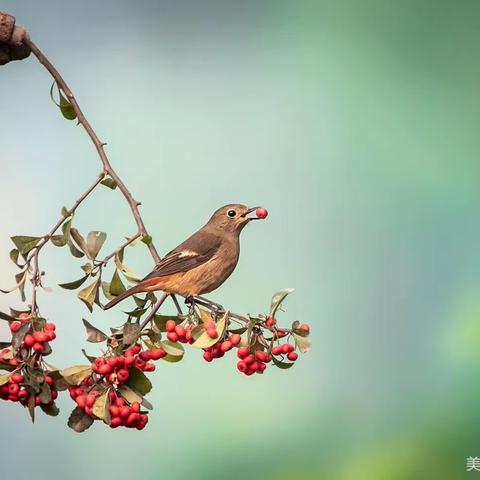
[243,206,261,220]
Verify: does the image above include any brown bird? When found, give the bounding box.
[104,204,267,310]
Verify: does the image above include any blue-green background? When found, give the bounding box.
[1,1,480,479]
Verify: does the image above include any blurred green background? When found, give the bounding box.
[1,1,480,478]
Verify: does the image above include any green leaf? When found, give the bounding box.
[101,281,115,301]
[115,249,141,283]
[125,367,152,396]
[270,288,295,317]
[117,385,143,405]
[100,177,117,190]
[58,275,89,290]
[191,311,228,349]
[82,318,108,343]
[68,407,94,432]
[109,270,126,296]
[59,88,77,120]
[292,332,311,354]
[92,391,109,421]
[86,231,107,260]
[59,365,92,385]
[271,355,294,369]
[141,235,152,245]
[11,236,42,255]
[9,249,20,266]
[67,239,85,258]
[78,277,101,312]
[61,206,70,217]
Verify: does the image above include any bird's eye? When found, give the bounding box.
[227,209,237,218]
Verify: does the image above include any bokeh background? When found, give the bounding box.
[1,1,480,479]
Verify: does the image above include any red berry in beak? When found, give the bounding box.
[255,207,268,219]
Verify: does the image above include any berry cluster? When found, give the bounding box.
[0,371,58,406]
[202,333,241,362]
[271,343,298,361]
[166,320,193,343]
[237,346,270,375]
[91,343,166,384]
[109,394,148,430]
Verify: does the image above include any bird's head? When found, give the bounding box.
[206,204,267,235]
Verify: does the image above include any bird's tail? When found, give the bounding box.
[104,284,142,310]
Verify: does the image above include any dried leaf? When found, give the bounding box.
[115,249,141,283]
[101,177,117,190]
[118,385,143,404]
[0,372,12,386]
[58,275,89,290]
[86,231,107,260]
[40,402,60,416]
[82,318,108,343]
[293,332,311,353]
[12,322,30,351]
[68,407,94,432]
[70,228,88,255]
[270,288,294,317]
[50,234,67,247]
[123,322,140,344]
[59,365,92,385]
[92,391,109,421]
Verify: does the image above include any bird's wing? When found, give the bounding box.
[142,231,221,280]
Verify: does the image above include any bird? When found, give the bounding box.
[103,204,267,310]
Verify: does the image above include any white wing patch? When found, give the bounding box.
[179,250,198,258]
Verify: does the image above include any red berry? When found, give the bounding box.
[131,401,140,412]
[44,375,53,385]
[86,393,96,408]
[167,332,178,343]
[8,383,19,395]
[255,351,271,363]
[107,356,119,368]
[18,389,29,400]
[175,325,185,338]
[10,322,21,333]
[258,362,267,372]
[255,207,268,219]
[45,322,56,331]
[33,331,48,343]
[166,320,176,332]
[237,347,249,359]
[98,364,112,375]
[143,362,156,372]
[51,390,58,400]
[109,405,120,417]
[203,351,212,362]
[229,334,241,346]
[271,345,283,356]
[139,351,152,361]
[282,344,294,354]
[244,354,255,365]
[276,329,287,338]
[149,348,166,360]
[265,316,276,327]
[11,373,24,384]
[206,328,218,339]
[299,323,310,334]
[23,333,35,346]
[117,369,129,383]
[134,357,146,370]
[18,313,31,322]
[220,340,232,352]
[32,343,44,353]
[120,406,130,418]
[237,361,247,372]
[110,417,122,428]
[204,320,215,330]
[115,397,125,407]
[94,357,106,368]
[76,395,87,408]
[124,355,135,366]
[287,352,298,361]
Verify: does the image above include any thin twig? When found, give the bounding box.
[139,293,169,331]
